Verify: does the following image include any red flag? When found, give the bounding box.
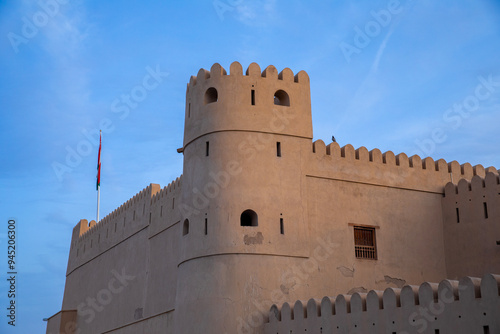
[96,131,101,190]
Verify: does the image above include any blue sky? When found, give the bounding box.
[0,0,499,332]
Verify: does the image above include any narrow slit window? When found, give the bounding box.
[183,219,189,236]
[280,218,284,234]
[114,222,117,232]
[484,202,488,219]
[205,218,208,235]
[456,208,460,223]
[149,212,152,223]
[123,216,126,227]
[484,325,490,334]
[160,205,163,217]
[354,226,377,260]
[206,141,209,156]
[277,142,281,157]
[188,103,191,118]
[172,198,175,210]
[251,89,255,105]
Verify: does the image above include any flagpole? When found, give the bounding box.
[97,182,100,223]
[96,130,102,223]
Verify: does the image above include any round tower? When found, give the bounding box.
[174,62,313,333]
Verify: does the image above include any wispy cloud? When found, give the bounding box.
[370,23,396,74]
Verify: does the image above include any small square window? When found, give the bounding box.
[354,226,377,260]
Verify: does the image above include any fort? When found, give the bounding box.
[46,62,500,334]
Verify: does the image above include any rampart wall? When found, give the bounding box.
[264,273,500,334]
[442,173,500,279]
[58,178,182,333]
[296,140,500,301]
[66,183,160,275]
[308,140,498,193]
[144,177,182,317]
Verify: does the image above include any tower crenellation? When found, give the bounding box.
[182,61,312,151]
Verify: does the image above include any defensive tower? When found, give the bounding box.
[174,62,314,333]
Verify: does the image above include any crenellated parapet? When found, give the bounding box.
[149,176,183,237]
[441,172,500,279]
[442,172,499,226]
[66,182,164,275]
[265,273,500,334]
[186,62,309,92]
[150,176,182,205]
[182,62,313,150]
[309,140,499,194]
[444,172,500,196]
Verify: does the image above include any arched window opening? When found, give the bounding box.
[183,219,189,236]
[274,90,290,106]
[205,87,218,104]
[240,210,258,227]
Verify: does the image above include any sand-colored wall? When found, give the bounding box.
[57,181,181,333]
[442,173,500,279]
[264,273,500,334]
[45,310,77,334]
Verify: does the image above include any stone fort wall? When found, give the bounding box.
[59,179,182,333]
[264,273,500,334]
[442,173,500,279]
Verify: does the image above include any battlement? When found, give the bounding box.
[186,62,309,92]
[182,62,313,148]
[66,182,166,275]
[314,140,498,178]
[151,176,182,205]
[444,172,500,196]
[149,176,182,237]
[265,273,500,333]
[441,172,500,279]
[309,139,499,194]
[74,183,160,242]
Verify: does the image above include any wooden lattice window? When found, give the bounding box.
[354,226,377,260]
